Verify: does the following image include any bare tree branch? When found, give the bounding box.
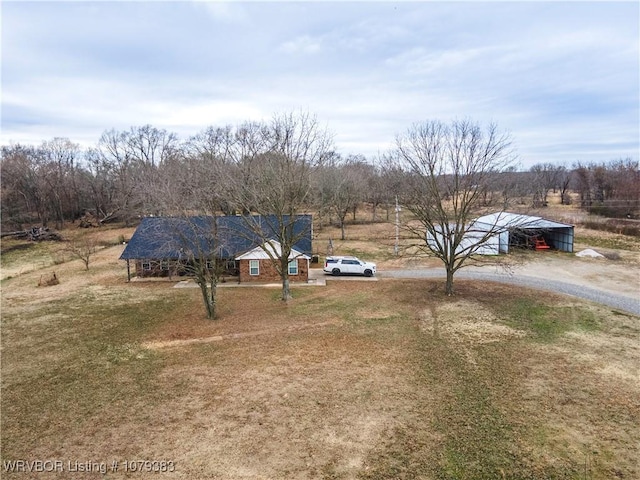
[230,111,334,301]
[395,119,517,295]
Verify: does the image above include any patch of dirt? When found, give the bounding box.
[521,310,640,478]
[561,327,640,388]
[354,307,397,319]
[501,251,640,299]
[420,300,526,344]
[143,320,339,350]
[419,300,527,367]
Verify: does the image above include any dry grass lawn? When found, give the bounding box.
[1,220,639,479]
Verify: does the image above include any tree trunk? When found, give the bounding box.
[197,276,217,319]
[445,267,455,296]
[281,275,292,302]
[208,277,217,319]
[340,220,346,241]
[198,282,213,319]
[277,254,293,302]
[560,183,571,205]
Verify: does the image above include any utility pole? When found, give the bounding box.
[394,195,400,256]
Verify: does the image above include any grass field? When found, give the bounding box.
[1,227,639,479]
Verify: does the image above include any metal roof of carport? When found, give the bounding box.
[473,212,574,254]
[473,212,573,231]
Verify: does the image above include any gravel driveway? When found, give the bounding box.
[379,267,640,316]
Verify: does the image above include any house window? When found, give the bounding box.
[288,259,298,275]
[142,261,151,271]
[161,260,169,271]
[249,260,259,276]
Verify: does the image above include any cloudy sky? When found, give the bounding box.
[2,1,638,168]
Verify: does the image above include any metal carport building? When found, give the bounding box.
[472,212,574,254]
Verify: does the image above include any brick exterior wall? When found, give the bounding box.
[238,258,309,283]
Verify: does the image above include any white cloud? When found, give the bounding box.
[385,45,502,75]
[1,1,637,166]
[149,100,266,135]
[280,35,323,55]
[194,1,248,24]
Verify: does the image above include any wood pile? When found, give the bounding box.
[0,226,63,241]
[38,272,59,287]
[78,212,101,228]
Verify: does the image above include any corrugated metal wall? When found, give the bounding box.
[543,227,574,253]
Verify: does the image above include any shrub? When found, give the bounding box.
[581,219,640,238]
[601,251,621,261]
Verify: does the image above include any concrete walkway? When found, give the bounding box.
[174,276,327,288]
[309,269,378,282]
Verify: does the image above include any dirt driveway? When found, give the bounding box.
[509,251,638,296]
[378,252,640,315]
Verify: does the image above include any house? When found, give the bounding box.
[119,215,313,281]
[235,240,310,283]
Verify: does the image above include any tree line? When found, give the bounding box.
[1,122,638,234]
[2,112,637,312]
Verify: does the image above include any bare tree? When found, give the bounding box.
[40,138,83,228]
[491,166,527,208]
[126,125,180,215]
[65,236,97,270]
[172,217,226,320]
[184,126,238,215]
[92,126,180,222]
[84,147,119,224]
[364,164,386,222]
[94,129,139,225]
[395,119,516,295]
[572,162,592,207]
[127,124,178,168]
[1,144,49,227]
[530,162,565,207]
[319,156,367,240]
[231,112,334,301]
[148,142,232,320]
[571,159,639,217]
[378,153,407,221]
[608,158,640,216]
[557,165,572,205]
[0,140,85,229]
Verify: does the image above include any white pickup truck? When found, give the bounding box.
[323,256,377,277]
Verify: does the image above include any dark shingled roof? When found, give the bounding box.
[120,215,312,260]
